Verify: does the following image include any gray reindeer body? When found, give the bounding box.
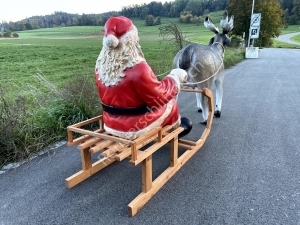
[173,11,233,124]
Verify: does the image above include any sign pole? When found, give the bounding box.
[247,0,255,47]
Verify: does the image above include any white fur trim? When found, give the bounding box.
[104,100,175,140]
[103,34,119,48]
[171,116,181,129]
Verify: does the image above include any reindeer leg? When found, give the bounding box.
[200,93,208,125]
[195,87,202,112]
[214,72,224,117]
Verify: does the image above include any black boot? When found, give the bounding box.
[179,117,193,138]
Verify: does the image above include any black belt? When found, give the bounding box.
[102,102,151,115]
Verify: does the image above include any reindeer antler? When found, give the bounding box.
[204,17,219,34]
[220,11,234,34]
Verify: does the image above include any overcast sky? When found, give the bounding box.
[1,0,165,22]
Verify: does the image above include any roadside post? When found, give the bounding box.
[246,0,261,58]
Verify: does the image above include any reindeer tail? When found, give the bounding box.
[179,44,197,70]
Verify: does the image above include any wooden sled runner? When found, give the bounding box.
[65,88,214,217]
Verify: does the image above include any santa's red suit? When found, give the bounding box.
[94,16,185,140]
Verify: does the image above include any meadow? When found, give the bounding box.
[291,34,300,42]
[0,14,242,103]
[3,13,298,166]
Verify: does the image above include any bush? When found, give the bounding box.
[154,16,161,25]
[12,33,19,38]
[179,12,193,24]
[3,30,12,38]
[229,35,244,48]
[190,16,201,25]
[224,48,245,68]
[0,73,102,168]
[145,15,155,26]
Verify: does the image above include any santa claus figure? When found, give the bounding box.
[95,16,192,140]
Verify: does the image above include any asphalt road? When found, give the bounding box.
[276,32,300,45]
[1,48,300,225]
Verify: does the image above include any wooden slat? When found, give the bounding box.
[67,134,91,147]
[65,170,91,189]
[114,127,165,161]
[178,139,197,146]
[129,127,184,166]
[119,125,181,163]
[68,115,102,128]
[170,136,178,167]
[65,155,116,189]
[67,129,73,145]
[114,147,132,161]
[131,143,137,161]
[78,137,102,150]
[89,140,115,153]
[177,143,193,150]
[101,143,128,157]
[81,148,92,171]
[68,126,133,145]
[90,155,116,174]
[67,128,103,146]
[134,126,163,145]
[142,155,152,193]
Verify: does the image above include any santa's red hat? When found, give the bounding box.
[103,16,135,48]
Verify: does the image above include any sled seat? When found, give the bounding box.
[65,88,214,217]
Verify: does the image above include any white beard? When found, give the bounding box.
[95,27,145,86]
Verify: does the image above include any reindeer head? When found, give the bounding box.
[204,11,234,48]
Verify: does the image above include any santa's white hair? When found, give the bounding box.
[95,25,145,86]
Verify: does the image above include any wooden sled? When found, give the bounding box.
[65,88,214,217]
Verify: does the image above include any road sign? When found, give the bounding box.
[251,13,261,27]
[250,13,261,39]
[250,27,260,39]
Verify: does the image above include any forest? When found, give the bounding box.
[0,0,299,32]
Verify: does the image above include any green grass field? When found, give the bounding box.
[279,25,300,34]
[291,34,300,42]
[0,15,234,103]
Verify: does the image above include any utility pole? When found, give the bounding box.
[247,0,255,47]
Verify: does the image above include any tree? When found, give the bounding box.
[191,16,202,25]
[145,15,155,26]
[185,0,203,16]
[154,16,161,25]
[179,11,193,23]
[12,32,19,38]
[3,30,12,37]
[227,0,283,47]
[293,0,300,24]
[141,6,149,19]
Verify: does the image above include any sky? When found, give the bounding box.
[0,0,165,22]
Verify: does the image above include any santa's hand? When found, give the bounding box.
[170,68,187,83]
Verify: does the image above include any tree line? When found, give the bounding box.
[0,0,228,32]
[1,0,300,33]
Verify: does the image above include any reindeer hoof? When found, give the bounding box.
[198,108,202,113]
[200,120,207,125]
[214,110,221,117]
[179,117,193,138]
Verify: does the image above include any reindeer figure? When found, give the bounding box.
[173,11,234,124]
